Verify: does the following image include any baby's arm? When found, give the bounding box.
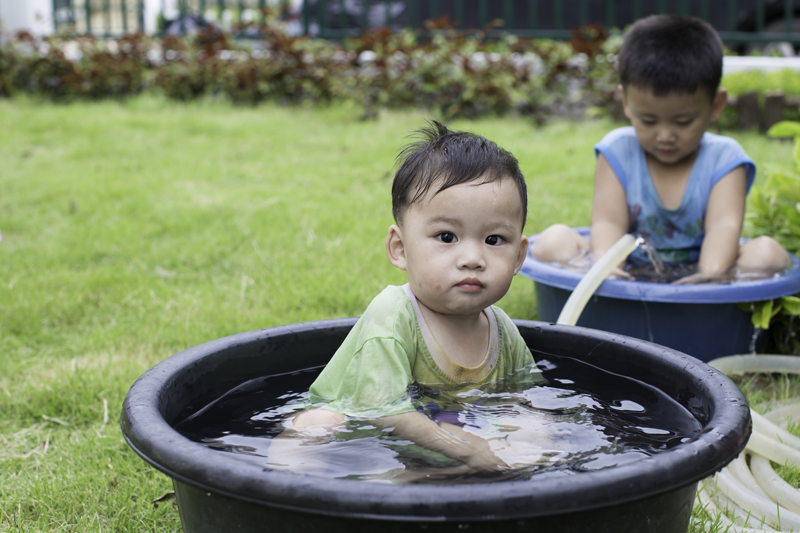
[674,166,746,284]
[590,154,633,279]
[375,411,508,472]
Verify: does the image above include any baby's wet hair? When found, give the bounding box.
[391,121,527,229]
[618,14,723,99]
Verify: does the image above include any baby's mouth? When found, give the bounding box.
[456,278,484,291]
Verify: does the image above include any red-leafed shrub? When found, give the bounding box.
[0,19,621,122]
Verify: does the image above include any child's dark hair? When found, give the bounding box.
[618,14,723,99]
[391,121,527,229]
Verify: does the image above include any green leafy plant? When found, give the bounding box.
[739,296,800,354]
[718,69,800,128]
[740,120,800,354]
[153,34,221,101]
[339,21,551,120]
[7,32,149,101]
[0,19,625,121]
[723,68,800,101]
[0,33,24,97]
[219,28,345,105]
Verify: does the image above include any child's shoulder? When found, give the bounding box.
[362,284,413,318]
[595,126,640,152]
[366,284,408,305]
[699,131,748,154]
[488,305,523,345]
[697,132,756,188]
[357,284,416,337]
[488,303,513,325]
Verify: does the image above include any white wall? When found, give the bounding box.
[0,0,306,37]
[0,0,53,37]
[143,0,178,34]
[0,0,168,36]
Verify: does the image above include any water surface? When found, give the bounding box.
[175,352,702,484]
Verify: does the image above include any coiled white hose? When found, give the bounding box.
[697,355,800,532]
[551,235,800,531]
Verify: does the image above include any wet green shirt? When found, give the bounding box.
[309,284,542,418]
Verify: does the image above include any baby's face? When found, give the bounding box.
[394,178,528,317]
[622,84,726,166]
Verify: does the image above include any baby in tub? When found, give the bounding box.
[269,121,550,475]
[531,14,790,284]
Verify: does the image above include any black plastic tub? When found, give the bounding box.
[519,227,800,362]
[121,319,750,532]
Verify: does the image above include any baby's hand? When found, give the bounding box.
[439,422,509,473]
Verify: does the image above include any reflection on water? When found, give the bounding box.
[174,352,702,484]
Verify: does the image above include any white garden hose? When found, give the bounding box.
[556,234,639,326]
[697,355,800,532]
[550,235,800,531]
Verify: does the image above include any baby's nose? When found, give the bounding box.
[458,242,486,269]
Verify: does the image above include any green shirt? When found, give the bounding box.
[309,284,542,418]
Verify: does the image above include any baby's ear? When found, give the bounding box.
[386,225,408,271]
[514,235,529,275]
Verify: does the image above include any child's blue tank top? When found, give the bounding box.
[595,127,756,265]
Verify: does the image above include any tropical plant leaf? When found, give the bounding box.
[781,295,800,316]
[748,300,774,330]
[768,121,800,139]
[795,138,800,169]
[746,122,800,352]
[737,301,754,313]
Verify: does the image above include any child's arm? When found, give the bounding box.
[375,411,508,472]
[674,166,747,285]
[590,154,633,279]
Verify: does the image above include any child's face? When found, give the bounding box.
[386,178,529,317]
[622,84,726,166]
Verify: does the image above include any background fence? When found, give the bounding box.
[53,0,145,37]
[51,0,800,50]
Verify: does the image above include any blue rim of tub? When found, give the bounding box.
[519,227,800,304]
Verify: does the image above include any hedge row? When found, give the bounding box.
[0,20,619,120]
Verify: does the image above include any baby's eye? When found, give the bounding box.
[675,120,693,127]
[640,119,656,126]
[437,232,456,243]
[485,235,504,246]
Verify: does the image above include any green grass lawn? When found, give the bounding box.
[0,95,795,531]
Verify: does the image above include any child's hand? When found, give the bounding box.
[672,270,732,285]
[607,266,633,280]
[438,422,509,472]
[378,412,509,472]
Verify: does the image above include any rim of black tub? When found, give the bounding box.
[121,318,751,522]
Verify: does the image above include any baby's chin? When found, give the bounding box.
[417,295,495,317]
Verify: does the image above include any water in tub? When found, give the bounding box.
[570,236,784,284]
[174,350,702,484]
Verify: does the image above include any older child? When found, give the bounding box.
[274,122,545,473]
[532,14,790,283]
